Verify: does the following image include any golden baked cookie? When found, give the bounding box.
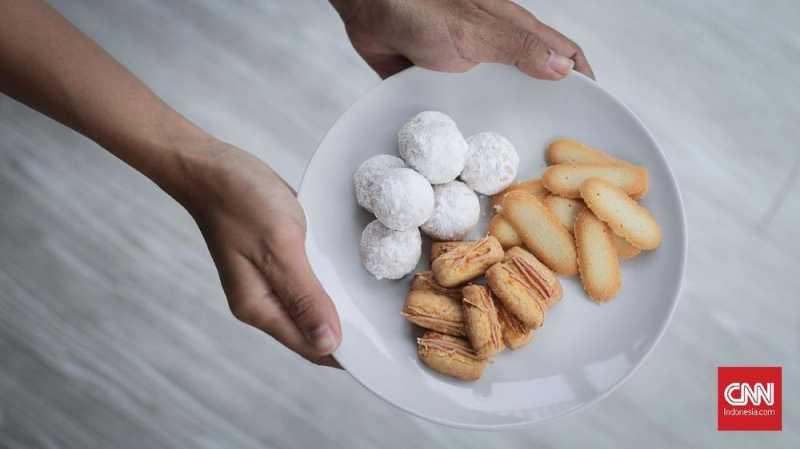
[496,299,534,349]
[417,331,487,381]
[575,209,622,302]
[580,178,662,251]
[499,191,577,276]
[462,284,504,359]
[490,177,547,208]
[431,236,504,287]
[546,138,624,166]
[487,214,521,249]
[542,164,649,199]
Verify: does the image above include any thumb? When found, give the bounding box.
[269,245,342,355]
[460,17,574,80]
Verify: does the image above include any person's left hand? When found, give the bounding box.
[331,0,594,80]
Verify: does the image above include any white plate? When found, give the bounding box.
[298,64,687,429]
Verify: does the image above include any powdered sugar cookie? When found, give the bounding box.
[398,111,468,184]
[360,219,421,280]
[372,167,434,231]
[461,132,519,195]
[421,181,480,241]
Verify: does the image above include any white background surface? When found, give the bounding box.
[0,0,797,447]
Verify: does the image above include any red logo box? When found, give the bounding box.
[718,366,781,431]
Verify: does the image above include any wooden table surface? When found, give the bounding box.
[1,1,797,447]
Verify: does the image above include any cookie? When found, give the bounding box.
[610,232,642,260]
[580,178,662,250]
[417,331,487,381]
[502,246,563,308]
[543,195,584,234]
[430,241,471,261]
[499,191,577,276]
[491,178,547,208]
[462,284,504,359]
[574,209,622,302]
[487,214,521,249]
[431,236,504,287]
[402,289,465,336]
[542,164,649,199]
[410,271,462,297]
[496,301,534,349]
[546,138,624,166]
[486,247,562,329]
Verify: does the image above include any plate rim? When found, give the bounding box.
[297,64,688,430]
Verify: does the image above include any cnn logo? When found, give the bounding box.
[723,382,774,406]
[717,366,781,431]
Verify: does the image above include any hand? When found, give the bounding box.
[332,0,594,80]
[181,140,342,367]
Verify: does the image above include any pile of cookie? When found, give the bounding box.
[405,138,662,381]
[405,239,561,381]
[355,111,520,280]
[489,138,661,301]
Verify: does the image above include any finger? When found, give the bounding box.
[255,233,342,357]
[456,11,573,80]
[213,247,342,368]
[535,23,595,80]
[474,0,594,79]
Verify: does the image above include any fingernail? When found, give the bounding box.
[307,324,338,353]
[547,50,574,76]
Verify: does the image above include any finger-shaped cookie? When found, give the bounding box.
[499,191,577,276]
[417,331,487,381]
[430,241,471,262]
[462,284,504,359]
[546,138,624,166]
[542,164,649,199]
[610,232,641,260]
[580,178,662,250]
[496,300,534,349]
[491,178,546,208]
[575,209,622,302]
[543,195,584,234]
[488,214,521,249]
[402,275,465,336]
[431,236,504,287]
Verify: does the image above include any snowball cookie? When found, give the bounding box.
[421,181,480,241]
[460,132,520,195]
[398,111,468,184]
[360,220,422,280]
[353,154,406,212]
[372,167,434,231]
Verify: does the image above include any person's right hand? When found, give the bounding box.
[331,0,594,80]
[181,140,341,367]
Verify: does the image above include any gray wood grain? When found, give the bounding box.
[0,0,797,447]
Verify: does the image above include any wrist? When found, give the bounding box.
[127,107,223,209]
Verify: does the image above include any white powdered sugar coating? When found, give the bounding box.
[372,167,434,231]
[353,154,406,212]
[360,220,422,280]
[421,180,480,241]
[460,132,520,195]
[398,111,468,184]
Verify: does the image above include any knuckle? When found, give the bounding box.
[447,20,472,59]
[285,292,318,323]
[517,31,544,62]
